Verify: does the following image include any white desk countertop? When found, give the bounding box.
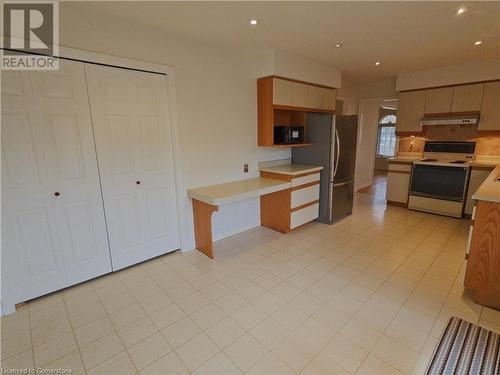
[259,164,323,176]
[472,164,500,203]
[188,177,290,206]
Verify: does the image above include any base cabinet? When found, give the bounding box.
[464,200,500,309]
[386,162,412,205]
[260,172,320,232]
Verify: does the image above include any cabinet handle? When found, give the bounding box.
[136,181,141,185]
[54,192,61,197]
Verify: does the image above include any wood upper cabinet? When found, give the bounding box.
[451,83,484,112]
[478,81,500,131]
[271,77,336,111]
[396,90,426,133]
[258,76,336,146]
[424,87,453,114]
[273,78,293,106]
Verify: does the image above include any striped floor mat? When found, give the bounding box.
[426,317,500,374]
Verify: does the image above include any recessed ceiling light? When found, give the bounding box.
[474,40,482,46]
[374,61,381,66]
[457,7,466,15]
[250,19,258,25]
[335,43,342,48]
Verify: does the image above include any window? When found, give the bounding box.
[377,114,397,157]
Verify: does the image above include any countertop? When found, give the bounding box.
[388,156,421,163]
[472,164,500,203]
[259,163,323,176]
[188,177,290,206]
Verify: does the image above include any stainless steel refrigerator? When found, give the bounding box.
[292,113,358,224]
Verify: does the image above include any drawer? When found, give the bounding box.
[291,184,320,208]
[290,203,319,229]
[291,173,320,187]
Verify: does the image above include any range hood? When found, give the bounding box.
[420,113,480,126]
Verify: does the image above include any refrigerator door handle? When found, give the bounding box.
[333,180,352,187]
[328,182,334,222]
[333,130,340,177]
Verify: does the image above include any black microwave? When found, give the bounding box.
[274,126,305,144]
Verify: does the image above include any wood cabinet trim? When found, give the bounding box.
[192,199,219,259]
[260,189,291,233]
[259,171,292,181]
[291,181,320,191]
[290,199,320,212]
[293,171,321,179]
[273,104,335,113]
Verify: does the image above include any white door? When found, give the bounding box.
[1,60,112,304]
[84,64,180,270]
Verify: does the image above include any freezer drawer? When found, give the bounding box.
[291,184,320,209]
[291,203,319,229]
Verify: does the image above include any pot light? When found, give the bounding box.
[335,43,342,48]
[374,61,381,66]
[457,7,466,15]
[250,19,258,25]
[474,40,482,46]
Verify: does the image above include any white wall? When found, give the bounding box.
[396,59,500,91]
[59,6,341,250]
[355,99,387,190]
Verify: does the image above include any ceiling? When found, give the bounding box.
[63,1,500,82]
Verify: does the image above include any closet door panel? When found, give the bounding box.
[1,61,112,304]
[30,61,112,282]
[85,64,180,270]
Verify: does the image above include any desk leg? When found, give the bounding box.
[192,199,219,258]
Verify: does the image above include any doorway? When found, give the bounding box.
[358,103,398,199]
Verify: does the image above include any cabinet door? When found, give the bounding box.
[396,91,426,133]
[424,87,453,114]
[273,78,292,106]
[85,64,180,271]
[322,88,336,111]
[451,84,484,113]
[291,82,309,108]
[307,85,323,109]
[478,81,500,131]
[1,61,112,304]
[386,171,411,204]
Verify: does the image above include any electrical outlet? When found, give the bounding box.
[243,164,249,173]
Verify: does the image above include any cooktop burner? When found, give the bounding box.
[449,160,467,164]
[420,158,438,162]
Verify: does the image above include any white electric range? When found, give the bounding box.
[408,141,476,218]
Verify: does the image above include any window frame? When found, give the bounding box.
[376,115,397,158]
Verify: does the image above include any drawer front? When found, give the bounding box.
[291,184,320,208]
[291,203,319,229]
[291,173,320,187]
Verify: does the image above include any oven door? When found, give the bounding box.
[410,164,469,202]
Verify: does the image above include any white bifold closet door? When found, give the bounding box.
[84,64,180,271]
[1,60,112,304]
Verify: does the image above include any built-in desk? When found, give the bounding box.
[188,164,323,258]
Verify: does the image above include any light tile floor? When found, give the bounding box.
[2,192,500,374]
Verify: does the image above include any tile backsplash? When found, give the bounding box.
[398,136,500,156]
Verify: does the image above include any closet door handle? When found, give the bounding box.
[54,192,61,197]
[136,181,141,185]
